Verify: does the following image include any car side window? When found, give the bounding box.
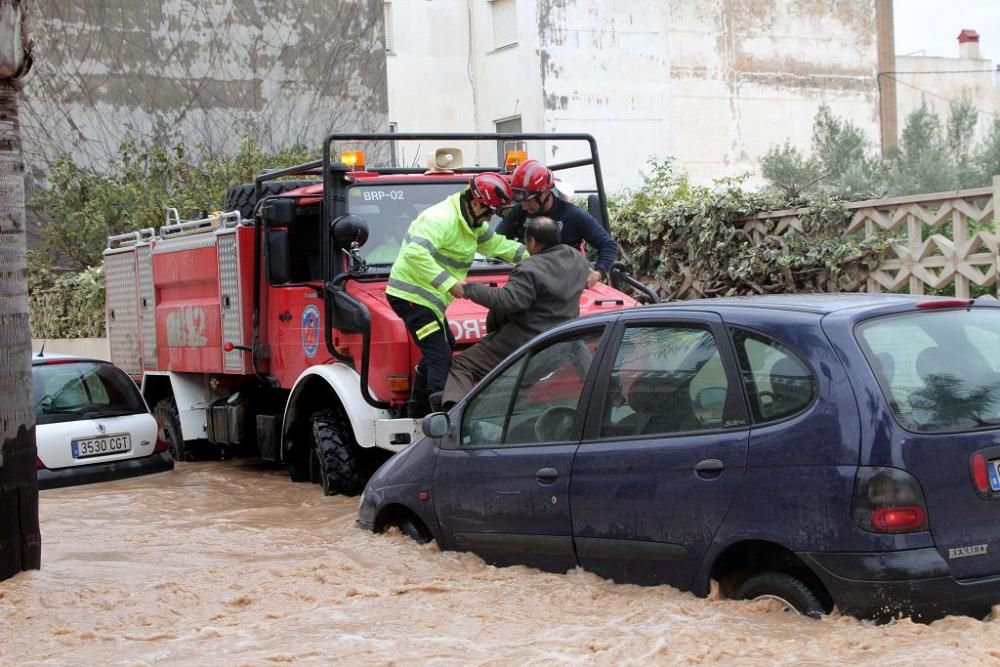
[461,329,604,447]
[732,329,816,422]
[600,326,732,438]
[460,356,525,447]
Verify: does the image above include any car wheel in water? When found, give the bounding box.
[153,398,188,462]
[397,517,433,545]
[309,410,386,497]
[732,571,829,619]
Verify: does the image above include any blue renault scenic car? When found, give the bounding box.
[358,294,1000,621]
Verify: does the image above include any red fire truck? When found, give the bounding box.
[103,133,656,496]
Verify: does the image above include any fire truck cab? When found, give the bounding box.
[103,132,655,496]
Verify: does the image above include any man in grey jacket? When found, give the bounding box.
[440,216,591,408]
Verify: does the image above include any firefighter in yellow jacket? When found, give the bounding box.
[387,173,527,417]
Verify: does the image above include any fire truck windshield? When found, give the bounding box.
[347,182,507,271]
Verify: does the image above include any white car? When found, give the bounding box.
[33,354,173,489]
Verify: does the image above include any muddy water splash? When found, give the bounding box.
[2,461,999,665]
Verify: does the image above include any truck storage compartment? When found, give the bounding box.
[150,213,249,374]
[103,229,155,377]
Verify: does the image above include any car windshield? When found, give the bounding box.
[857,308,1000,433]
[347,182,507,270]
[33,361,146,426]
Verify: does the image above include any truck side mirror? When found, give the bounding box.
[587,194,606,228]
[331,214,369,248]
[259,196,296,226]
[267,230,291,284]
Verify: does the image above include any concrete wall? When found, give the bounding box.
[385,0,881,192]
[895,54,1000,142]
[31,338,111,362]
[385,0,546,169]
[24,0,389,174]
[537,0,670,193]
[668,0,880,183]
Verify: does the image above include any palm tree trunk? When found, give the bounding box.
[0,0,39,581]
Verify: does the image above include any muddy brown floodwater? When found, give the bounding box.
[2,461,1000,665]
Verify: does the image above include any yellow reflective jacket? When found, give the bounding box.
[387,192,527,319]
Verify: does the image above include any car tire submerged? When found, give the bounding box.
[398,516,433,544]
[733,571,831,618]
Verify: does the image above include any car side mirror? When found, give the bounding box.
[421,412,450,439]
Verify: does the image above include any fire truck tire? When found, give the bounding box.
[309,410,383,497]
[153,398,189,462]
[223,180,321,220]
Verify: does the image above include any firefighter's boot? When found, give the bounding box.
[408,365,430,418]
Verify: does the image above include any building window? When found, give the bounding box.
[384,2,394,54]
[491,0,517,50]
[495,116,522,167]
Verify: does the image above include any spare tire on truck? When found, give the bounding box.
[223,179,321,220]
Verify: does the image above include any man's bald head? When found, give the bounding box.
[524,216,561,253]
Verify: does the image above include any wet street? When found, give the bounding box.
[2,461,999,665]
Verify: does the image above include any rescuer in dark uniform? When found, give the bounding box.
[496,159,618,289]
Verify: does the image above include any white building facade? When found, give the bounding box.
[384,0,884,192]
[894,30,1000,143]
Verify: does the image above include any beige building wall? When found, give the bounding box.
[894,49,1000,143]
[669,1,881,182]
[385,0,882,191]
[31,339,111,361]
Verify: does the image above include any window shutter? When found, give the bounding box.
[492,0,517,49]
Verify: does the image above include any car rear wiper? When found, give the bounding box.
[81,408,138,419]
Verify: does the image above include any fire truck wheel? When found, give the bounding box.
[153,398,188,462]
[223,180,321,220]
[309,410,378,497]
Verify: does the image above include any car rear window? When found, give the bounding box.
[857,309,1000,433]
[33,361,146,426]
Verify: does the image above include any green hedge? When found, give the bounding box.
[611,162,890,299]
[29,265,105,338]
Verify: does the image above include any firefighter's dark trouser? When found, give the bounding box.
[388,295,455,415]
[442,336,507,408]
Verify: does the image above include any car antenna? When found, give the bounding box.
[37,340,46,357]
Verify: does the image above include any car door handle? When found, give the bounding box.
[536,467,559,484]
[694,459,724,479]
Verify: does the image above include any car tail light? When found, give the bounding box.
[153,427,169,454]
[36,456,45,470]
[871,506,927,532]
[852,467,929,533]
[972,453,989,493]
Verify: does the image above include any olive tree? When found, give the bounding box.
[0,0,39,581]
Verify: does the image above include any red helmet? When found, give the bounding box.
[510,159,554,201]
[469,172,514,212]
